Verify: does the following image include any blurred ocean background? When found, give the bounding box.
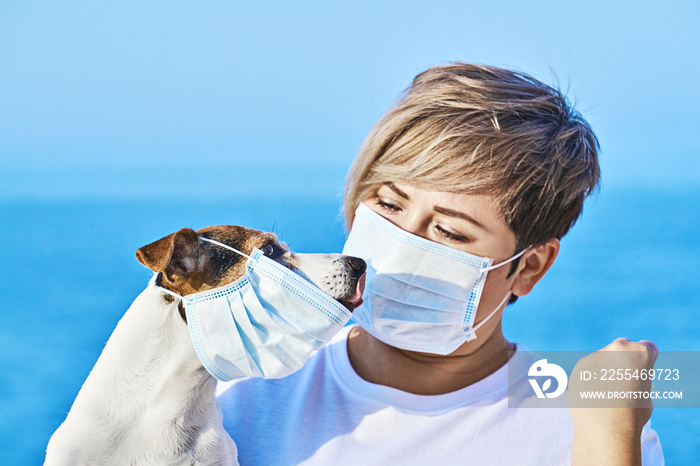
[1,1,698,464]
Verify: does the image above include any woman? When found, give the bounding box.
[217,63,663,465]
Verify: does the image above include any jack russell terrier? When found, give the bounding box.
[44,225,366,465]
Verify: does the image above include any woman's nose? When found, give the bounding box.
[394,211,430,239]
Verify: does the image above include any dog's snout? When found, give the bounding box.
[344,256,366,278]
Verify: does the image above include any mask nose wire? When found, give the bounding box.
[479,247,529,273]
[158,236,253,302]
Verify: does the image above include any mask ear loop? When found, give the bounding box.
[479,247,530,273]
[157,236,252,302]
[471,292,512,334]
[467,247,531,340]
[200,237,252,260]
[159,286,194,304]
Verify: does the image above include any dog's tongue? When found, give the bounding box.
[347,273,366,308]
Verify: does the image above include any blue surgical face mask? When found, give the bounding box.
[160,238,353,381]
[342,203,526,355]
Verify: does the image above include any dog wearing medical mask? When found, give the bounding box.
[44,225,366,466]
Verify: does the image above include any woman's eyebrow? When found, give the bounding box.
[385,182,410,200]
[433,206,486,230]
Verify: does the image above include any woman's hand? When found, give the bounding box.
[569,338,658,466]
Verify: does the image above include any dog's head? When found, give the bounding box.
[135,226,366,315]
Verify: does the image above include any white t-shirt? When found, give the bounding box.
[217,325,663,465]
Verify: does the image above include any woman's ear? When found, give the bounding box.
[511,238,560,297]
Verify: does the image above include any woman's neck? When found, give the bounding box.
[346,324,514,396]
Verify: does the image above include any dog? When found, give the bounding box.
[44,225,366,465]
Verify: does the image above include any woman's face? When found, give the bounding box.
[361,182,521,343]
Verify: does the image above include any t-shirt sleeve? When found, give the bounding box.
[641,420,664,466]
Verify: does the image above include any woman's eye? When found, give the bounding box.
[375,197,401,213]
[435,225,469,243]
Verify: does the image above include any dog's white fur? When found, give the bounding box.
[45,279,238,465]
[45,245,361,466]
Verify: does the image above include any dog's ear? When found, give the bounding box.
[136,232,176,273]
[136,228,207,283]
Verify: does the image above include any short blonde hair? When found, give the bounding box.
[344,63,600,251]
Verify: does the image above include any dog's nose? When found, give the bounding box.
[344,256,366,278]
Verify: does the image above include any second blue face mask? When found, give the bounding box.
[161,239,353,381]
[343,203,525,355]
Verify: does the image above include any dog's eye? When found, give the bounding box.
[261,243,277,257]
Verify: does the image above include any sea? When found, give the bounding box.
[1,185,698,464]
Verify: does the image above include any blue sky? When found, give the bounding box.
[1,1,698,198]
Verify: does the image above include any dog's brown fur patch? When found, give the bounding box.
[136,226,285,298]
